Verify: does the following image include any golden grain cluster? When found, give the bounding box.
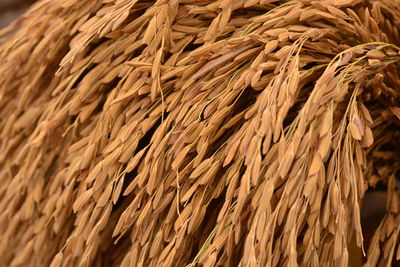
[0,0,400,266]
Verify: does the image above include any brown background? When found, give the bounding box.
[0,0,34,29]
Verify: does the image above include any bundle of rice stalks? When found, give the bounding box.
[1,0,400,266]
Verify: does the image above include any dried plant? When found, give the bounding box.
[0,0,400,266]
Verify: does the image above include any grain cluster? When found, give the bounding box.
[0,0,400,266]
